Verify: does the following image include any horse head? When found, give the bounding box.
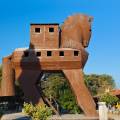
[61,14,93,49]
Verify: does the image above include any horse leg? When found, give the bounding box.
[1,56,15,96]
[63,69,98,117]
[17,69,44,105]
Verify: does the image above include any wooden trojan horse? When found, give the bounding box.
[1,14,98,117]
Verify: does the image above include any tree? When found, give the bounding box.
[41,73,116,113]
[58,82,81,113]
[42,73,65,99]
[99,93,119,106]
[84,74,115,96]
[41,72,81,113]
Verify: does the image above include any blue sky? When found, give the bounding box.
[0,0,120,87]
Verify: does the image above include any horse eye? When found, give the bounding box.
[89,19,91,22]
[89,29,92,32]
[88,17,93,23]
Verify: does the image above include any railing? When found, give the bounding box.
[0,96,23,113]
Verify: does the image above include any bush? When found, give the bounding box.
[23,103,52,120]
[99,93,119,106]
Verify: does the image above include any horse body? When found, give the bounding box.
[0,14,98,117]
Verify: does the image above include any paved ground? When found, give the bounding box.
[1,113,31,120]
[1,113,99,120]
[1,112,120,120]
[108,114,120,120]
[50,114,99,120]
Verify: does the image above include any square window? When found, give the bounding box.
[36,52,41,57]
[74,51,79,56]
[49,27,54,32]
[59,51,64,56]
[35,28,41,33]
[24,51,29,57]
[47,51,52,56]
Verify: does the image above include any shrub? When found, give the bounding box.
[23,103,52,120]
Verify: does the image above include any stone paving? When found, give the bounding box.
[1,113,120,120]
[1,113,99,120]
[50,114,99,120]
[1,113,31,120]
[108,114,120,120]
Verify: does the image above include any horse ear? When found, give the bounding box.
[88,16,93,23]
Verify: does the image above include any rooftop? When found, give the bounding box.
[30,23,59,25]
[111,89,120,96]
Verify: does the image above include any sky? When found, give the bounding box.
[0,0,120,87]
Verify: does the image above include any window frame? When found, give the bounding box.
[35,28,41,33]
[24,51,29,57]
[47,51,52,56]
[49,27,54,33]
[74,51,79,56]
[59,51,64,57]
[36,51,41,57]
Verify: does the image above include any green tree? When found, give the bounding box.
[84,74,115,96]
[42,72,81,113]
[100,93,119,106]
[42,73,65,99]
[58,82,81,113]
[41,73,116,113]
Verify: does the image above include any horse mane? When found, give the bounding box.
[61,14,92,30]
